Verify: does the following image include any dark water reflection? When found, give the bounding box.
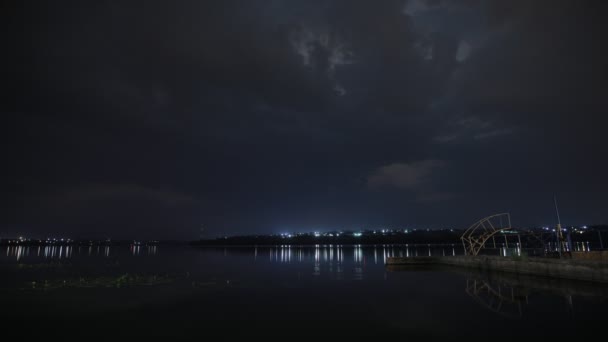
[0,245,605,338]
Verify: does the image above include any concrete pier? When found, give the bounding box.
[386,255,608,283]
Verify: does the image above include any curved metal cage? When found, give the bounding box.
[461,213,511,256]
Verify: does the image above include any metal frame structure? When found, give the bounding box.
[461,213,511,256]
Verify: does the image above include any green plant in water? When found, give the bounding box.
[511,251,529,262]
[24,273,174,291]
[115,273,129,288]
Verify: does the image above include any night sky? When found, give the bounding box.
[2,1,607,239]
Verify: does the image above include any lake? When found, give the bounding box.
[1,245,606,338]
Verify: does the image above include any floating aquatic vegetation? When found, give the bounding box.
[26,273,174,290]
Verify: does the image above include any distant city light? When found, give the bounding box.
[353,232,362,237]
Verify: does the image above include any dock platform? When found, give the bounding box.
[386,255,608,283]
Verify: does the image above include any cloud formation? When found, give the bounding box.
[368,160,445,190]
[1,0,607,237]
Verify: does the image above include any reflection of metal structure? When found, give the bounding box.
[465,278,525,319]
[461,213,511,256]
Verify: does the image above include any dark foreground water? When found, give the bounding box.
[1,245,606,338]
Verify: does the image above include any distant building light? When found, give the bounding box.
[353,232,362,237]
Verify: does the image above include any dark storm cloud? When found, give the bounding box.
[18,184,201,239]
[368,160,445,191]
[367,160,451,203]
[53,184,196,208]
[1,0,607,238]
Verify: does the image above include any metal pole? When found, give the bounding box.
[599,230,604,250]
[517,234,522,248]
[517,234,522,256]
[553,195,562,226]
[554,195,563,257]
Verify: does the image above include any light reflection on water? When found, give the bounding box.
[1,244,465,286]
[265,244,460,265]
[2,244,159,260]
[18,245,566,273]
[0,244,606,338]
[1,244,462,264]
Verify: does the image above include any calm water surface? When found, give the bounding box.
[1,245,605,338]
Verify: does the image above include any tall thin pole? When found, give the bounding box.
[553,195,562,226]
[518,234,522,256]
[599,230,604,250]
[554,195,563,257]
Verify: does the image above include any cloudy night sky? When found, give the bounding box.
[1,1,607,239]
